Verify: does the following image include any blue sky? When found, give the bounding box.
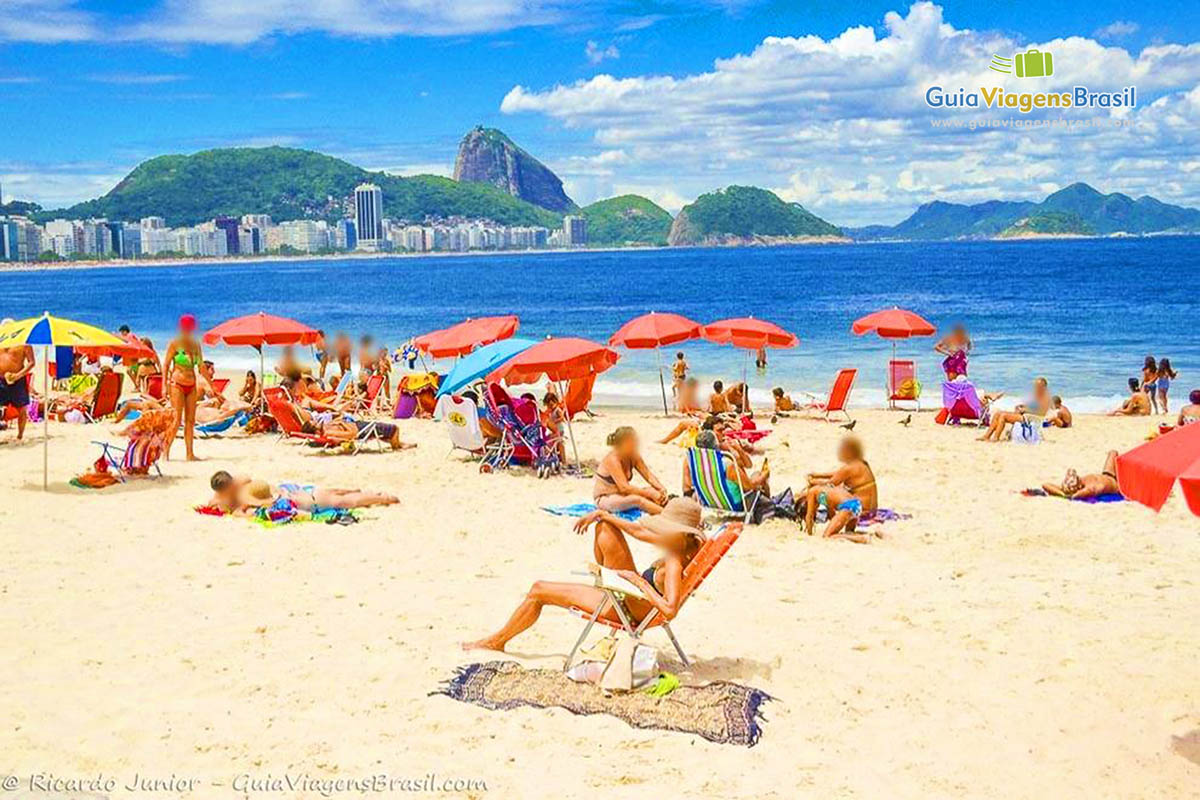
[2,1,1199,224]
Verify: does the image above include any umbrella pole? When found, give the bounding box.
[43,345,49,490]
[558,379,581,472]
[655,347,669,416]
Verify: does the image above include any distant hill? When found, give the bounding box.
[48,146,562,228]
[998,211,1095,238]
[580,195,672,246]
[453,126,576,213]
[0,200,43,217]
[849,183,1200,240]
[668,185,842,246]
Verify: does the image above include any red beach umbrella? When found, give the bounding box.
[851,308,936,339]
[1116,423,1200,516]
[415,315,519,359]
[77,331,156,362]
[610,312,701,415]
[489,337,620,467]
[700,317,798,412]
[203,311,321,380]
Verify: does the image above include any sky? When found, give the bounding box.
[1,0,1199,225]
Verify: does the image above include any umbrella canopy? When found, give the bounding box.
[609,312,701,349]
[203,311,320,347]
[415,315,520,359]
[488,337,619,385]
[1116,423,1200,516]
[437,338,536,397]
[0,313,125,350]
[0,313,126,490]
[78,331,156,361]
[851,308,937,339]
[700,317,799,350]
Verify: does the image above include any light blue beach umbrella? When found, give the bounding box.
[437,338,537,397]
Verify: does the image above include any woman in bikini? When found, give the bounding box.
[1042,451,1121,500]
[162,314,206,460]
[1178,389,1200,427]
[1141,356,1159,414]
[594,426,668,514]
[804,482,868,542]
[1156,358,1178,415]
[935,324,972,380]
[463,498,710,653]
[978,377,1051,442]
[806,435,877,514]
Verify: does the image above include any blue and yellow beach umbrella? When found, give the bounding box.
[0,313,125,489]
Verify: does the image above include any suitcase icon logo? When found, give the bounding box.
[989,49,1054,78]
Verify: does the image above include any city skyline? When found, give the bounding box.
[1,2,1199,224]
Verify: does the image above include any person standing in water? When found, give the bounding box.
[162,314,206,461]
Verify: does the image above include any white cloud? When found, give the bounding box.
[585,40,620,65]
[501,2,1200,224]
[0,0,97,43]
[1095,20,1139,40]
[268,91,310,100]
[86,73,187,85]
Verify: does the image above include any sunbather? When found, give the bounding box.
[113,394,164,422]
[595,426,668,513]
[978,377,1051,442]
[772,387,795,414]
[313,418,416,451]
[806,435,877,513]
[1041,451,1121,500]
[804,483,868,542]
[708,380,730,414]
[1045,396,1072,428]
[239,370,261,405]
[1110,378,1151,416]
[725,382,751,414]
[208,471,398,515]
[677,377,703,415]
[463,498,709,653]
[681,429,770,497]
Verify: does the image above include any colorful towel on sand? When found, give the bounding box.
[541,503,643,521]
[434,661,773,747]
[1021,488,1125,503]
[858,508,911,526]
[194,504,360,527]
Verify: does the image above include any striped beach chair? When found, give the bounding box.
[685,447,756,523]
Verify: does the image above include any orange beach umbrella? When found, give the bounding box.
[609,312,701,415]
[851,308,936,339]
[489,337,619,467]
[203,311,321,380]
[1116,424,1200,516]
[415,315,519,359]
[701,317,798,350]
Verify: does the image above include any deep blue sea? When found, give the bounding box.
[1,237,1196,412]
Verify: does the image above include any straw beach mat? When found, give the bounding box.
[433,661,773,747]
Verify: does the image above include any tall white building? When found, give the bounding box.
[354,183,384,251]
[563,215,587,246]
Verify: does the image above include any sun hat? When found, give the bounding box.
[641,497,704,539]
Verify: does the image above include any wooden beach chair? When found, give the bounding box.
[799,368,856,422]
[887,359,920,411]
[564,523,741,670]
[685,446,757,523]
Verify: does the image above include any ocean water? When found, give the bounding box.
[1,237,1197,413]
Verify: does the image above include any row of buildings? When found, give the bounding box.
[0,183,589,262]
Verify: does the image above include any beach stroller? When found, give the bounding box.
[887,360,921,411]
[510,393,563,479]
[479,383,531,473]
[938,380,985,425]
[685,447,758,523]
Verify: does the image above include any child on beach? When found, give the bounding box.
[709,381,730,414]
[1155,358,1178,414]
[772,387,795,413]
[541,391,567,462]
[671,352,688,397]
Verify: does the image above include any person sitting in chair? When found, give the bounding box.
[681,429,770,500]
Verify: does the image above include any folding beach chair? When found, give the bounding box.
[887,360,921,411]
[685,447,757,523]
[144,374,164,400]
[353,373,389,416]
[209,377,230,396]
[91,435,166,481]
[939,380,985,425]
[263,391,384,453]
[196,410,250,438]
[435,394,485,458]
[83,371,123,423]
[564,523,741,670]
[798,368,856,422]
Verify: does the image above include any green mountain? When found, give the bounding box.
[667,185,841,245]
[998,211,1095,237]
[453,126,576,213]
[48,146,562,228]
[580,195,672,246]
[1,200,43,217]
[849,183,1200,240]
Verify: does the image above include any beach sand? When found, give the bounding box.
[1,404,1197,798]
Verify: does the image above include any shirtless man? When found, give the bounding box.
[0,333,36,440]
[208,470,398,515]
[1110,378,1151,416]
[333,332,353,380]
[1042,451,1121,500]
[708,380,730,414]
[1046,395,1073,428]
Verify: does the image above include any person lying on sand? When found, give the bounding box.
[1045,396,1072,428]
[806,435,877,514]
[594,426,667,514]
[681,430,770,498]
[1041,451,1121,500]
[804,483,869,543]
[1110,378,1151,416]
[978,377,1051,442]
[208,470,398,515]
[463,498,720,653]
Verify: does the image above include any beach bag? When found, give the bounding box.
[1011,417,1042,445]
[598,636,659,692]
[897,378,921,400]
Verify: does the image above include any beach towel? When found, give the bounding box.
[859,508,912,525]
[193,503,360,527]
[433,661,773,747]
[1021,488,1126,503]
[541,503,643,521]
